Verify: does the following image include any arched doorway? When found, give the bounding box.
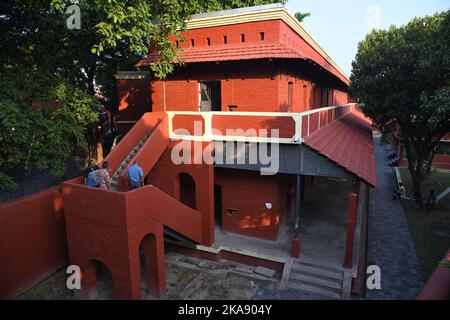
[139,233,164,299]
[90,259,114,300]
[178,173,196,209]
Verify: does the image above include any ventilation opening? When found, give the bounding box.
[179,173,196,209]
[176,40,179,47]
[241,34,245,42]
[260,32,265,41]
[191,39,195,47]
[207,38,211,46]
[223,36,228,44]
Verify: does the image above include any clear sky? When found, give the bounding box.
[285,0,450,77]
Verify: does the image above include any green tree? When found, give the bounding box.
[51,0,288,78]
[0,0,288,190]
[0,69,101,190]
[350,11,450,193]
[295,11,311,23]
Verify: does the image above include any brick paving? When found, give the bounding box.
[365,135,424,300]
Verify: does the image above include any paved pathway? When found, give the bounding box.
[366,135,423,299]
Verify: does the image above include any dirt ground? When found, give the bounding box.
[16,253,275,300]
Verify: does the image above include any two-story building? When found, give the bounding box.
[62,4,376,300]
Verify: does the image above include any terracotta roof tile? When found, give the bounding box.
[136,44,305,66]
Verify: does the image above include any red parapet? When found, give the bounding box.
[103,112,166,175]
[417,250,450,300]
[212,114,295,138]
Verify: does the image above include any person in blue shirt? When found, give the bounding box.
[127,161,144,190]
[85,161,99,187]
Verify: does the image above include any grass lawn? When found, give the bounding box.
[399,168,450,280]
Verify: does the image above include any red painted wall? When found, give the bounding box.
[433,154,450,170]
[175,20,281,49]
[215,168,286,241]
[0,188,68,299]
[150,60,350,114]
[417,249,450,300]
[147,141,215,245]
[117,78,152,133]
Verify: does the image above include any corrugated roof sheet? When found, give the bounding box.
[303,110,377,187]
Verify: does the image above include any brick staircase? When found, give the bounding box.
[280,257,344,299]
[110,134,149,191]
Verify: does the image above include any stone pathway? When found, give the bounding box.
[366,135,423,299]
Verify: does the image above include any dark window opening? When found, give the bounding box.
[176,40,179,47]
[241,34,245,42]
[260,32,265,40]
[214,185,223,228]
[207,37,211,46]
[179,173,196,210]
[191,39,195,47]
[223,36,228,44]
[200,81,222,112]
[287,82,294,112]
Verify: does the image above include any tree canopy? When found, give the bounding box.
[51,0,289,78]
[1,0,294,190]
[350,10,450,193]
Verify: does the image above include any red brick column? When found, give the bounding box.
[141,233,166,298]
[291,238,301,259]
[344,193,358,269]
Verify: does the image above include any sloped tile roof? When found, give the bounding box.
[136,43,305,66]
[303,110,377,187]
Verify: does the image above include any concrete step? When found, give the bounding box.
[298,256,344,273]
[107,134,151,192]
[290,272,342,290]
[288,281,341,300]
[292,263,343,282]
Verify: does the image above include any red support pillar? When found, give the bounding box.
[141,233,166,298]
[291,237,301,259]
[114,257,142,300]
[344,193,358,269]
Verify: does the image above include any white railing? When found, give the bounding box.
[167,103,356,145]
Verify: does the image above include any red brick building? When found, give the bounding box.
[397,133,450,170]
[62,4,377,299]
